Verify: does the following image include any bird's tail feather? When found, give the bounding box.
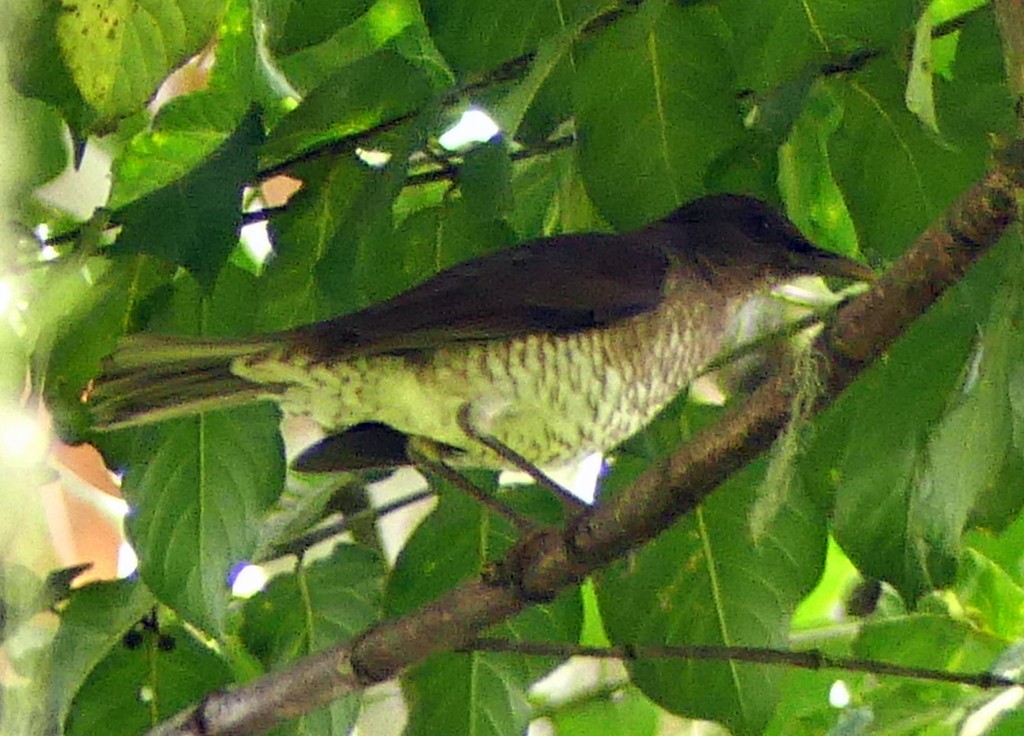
[89,334,286,431]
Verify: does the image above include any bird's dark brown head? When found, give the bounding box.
[661,194,875,284]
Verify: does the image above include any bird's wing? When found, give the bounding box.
[287,232,674,361]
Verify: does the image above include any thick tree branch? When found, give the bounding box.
[146,141,1024,736]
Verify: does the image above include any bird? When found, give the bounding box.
[88,194,873,475]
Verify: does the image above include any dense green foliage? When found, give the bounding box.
[4,0,1024,734]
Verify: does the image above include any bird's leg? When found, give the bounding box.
[405,439,545,534]
[456,404,588,516]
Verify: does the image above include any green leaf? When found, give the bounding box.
[389,484,580,736]
[818,242,1014,602]
[48,580,156,732]
[241,544,385,735]
[828,59,989,258]
[242,544,385,662]
[262,0,376,56]
[269,0,429,96]
[791,537,861,631]
[853,613,1002,674]
[403,588,581,736]
[0,565,49,642]
[109,117,240,213]
[764,667,858,736]
[108,0,258,209]
[258,158,370,329]
[820,332,967,600]
[262,50,433,167]
[596,458,827,736]
[367,195,517,298]
[403,652,534,736]
[966,454,1024,564]
[956,549,1024,642]
[386,479,511,615]
[259,125,517,334]
[937,7,1018,142]
[985,710,1024,736]
[779,85,861,258]
[905,11,939,135]
[42,255,171,441]
[842,613,1006,733]
[744,73,819,149]
[250,475,359,563]
[119,266,285,633]
[1011,361,1024,467]
[420,0,606,75]
[493,1,612,139]
[124,403,284,635]
[10,0,96,138]
[920,258,1024,546]
[56,0,228,130]
[12,1,1022,732]
[114,109,263,290]
[722,0,916,92]
[7,94,69,194]
[258,127,419,328]
[506,143,609,241]
[66,622,233,736]
[967,510,1024,592]
[507,149,568,240]
[573,0,743,229]
[428,199,519,268]
[459,141,514,223]
[550,687,660,736]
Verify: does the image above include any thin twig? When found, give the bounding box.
[465,638,1019,690]
[402,134,576,190]
[260,489,435,562]
[241,205,289,228]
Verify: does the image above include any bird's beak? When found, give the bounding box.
[792,247,876,282]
